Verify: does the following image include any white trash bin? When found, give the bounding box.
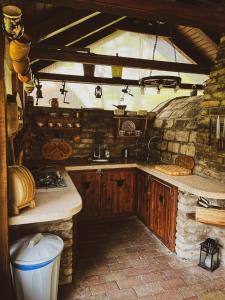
[10,233,64,300]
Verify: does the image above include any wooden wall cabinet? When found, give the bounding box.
[136,171,151,226]
[69,168,135,220]
[149,176,178,251]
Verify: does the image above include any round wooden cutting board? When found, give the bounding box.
[41,140,73,160]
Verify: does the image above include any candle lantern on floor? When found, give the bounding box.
[199,238,220,272]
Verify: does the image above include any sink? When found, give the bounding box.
[91,159,109,163]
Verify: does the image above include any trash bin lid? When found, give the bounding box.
[10,233,64,267]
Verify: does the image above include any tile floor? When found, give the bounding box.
[59,217,225,300]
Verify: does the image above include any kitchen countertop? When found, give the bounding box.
[9,170,82,226]
[66,162,225,199]
[9,160,225,226]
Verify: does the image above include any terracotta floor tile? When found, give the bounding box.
[59,217,225,300]
[117,276,143,289]
[90,281,119,295]
[107,288,138,300]
[160,278,186,290]
[133,282,162,297]
[154,290,184,300]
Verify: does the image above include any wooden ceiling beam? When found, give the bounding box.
[29,0,225,32]
[35,72,204,90]
[116,19,171,37]
[31,27,117,72]
[170,29,213,66]
[38,13,125,47]
[29,10,100,43]
[30,47,211,74]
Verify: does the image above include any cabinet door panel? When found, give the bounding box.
[150,177,177,251]
[69,171,101,218]
[102,169,135,216]
[137,171,150,226]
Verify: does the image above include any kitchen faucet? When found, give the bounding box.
[146,135,162,163]
[93,144,101,159]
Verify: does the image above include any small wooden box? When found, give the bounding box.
[196,206,225,226]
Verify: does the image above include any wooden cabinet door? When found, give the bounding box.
[69,170,101,219]
[102,169,135,216]
[150,177,177,251]
[137,171,150,226]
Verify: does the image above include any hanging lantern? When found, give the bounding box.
[199,238,220,272]
[95,86,102,98]
[2,5,24,39]
[34,78,43,105]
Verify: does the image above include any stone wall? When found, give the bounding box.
[176,190,225,265]
[149,35,225,183]
[149,96,200,164]
[195,36,225,182]
[9,217,75,285]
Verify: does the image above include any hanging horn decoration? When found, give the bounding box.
[2,5,24,39]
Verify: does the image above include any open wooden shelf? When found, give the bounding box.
[187,212,225,228]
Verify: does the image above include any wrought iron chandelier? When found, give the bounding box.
[139,24,181,94]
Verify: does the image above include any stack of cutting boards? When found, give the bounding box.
[154,155,195,176]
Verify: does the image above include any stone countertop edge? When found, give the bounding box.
[66,163,225,199]
[9,171,82,226]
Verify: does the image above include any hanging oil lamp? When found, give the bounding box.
[34,78,43,106]
[95,85,102,98]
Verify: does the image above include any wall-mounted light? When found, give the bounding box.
[34,78,43,106]
[121,85,133,97]
[60,81,69,104]
[95,85,102,98]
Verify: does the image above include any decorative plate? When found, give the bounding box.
[121,120,136,132]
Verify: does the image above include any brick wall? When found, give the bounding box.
[31,110,138,162]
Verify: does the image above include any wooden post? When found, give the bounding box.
[0,31,12,299]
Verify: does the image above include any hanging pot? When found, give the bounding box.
[18,67,32,83]
[2,5,24,39]
[112,65,123,78]
[9,33,31,61]
[12,57,30,75]
[24,80,35,94]
[83,64,95,77]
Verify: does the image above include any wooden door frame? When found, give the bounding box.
[0,31,12,299]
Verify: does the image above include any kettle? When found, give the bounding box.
[49,98,59,108]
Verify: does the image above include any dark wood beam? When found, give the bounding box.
[35,72,204,89]
[171,28,213,66]
[31,27,116,72]
[38,13,125,47]
[30,0,225,32]
[29,9,99,43]
[30,47,211,74]
[0,31,12,300]
[116,18,171,37]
